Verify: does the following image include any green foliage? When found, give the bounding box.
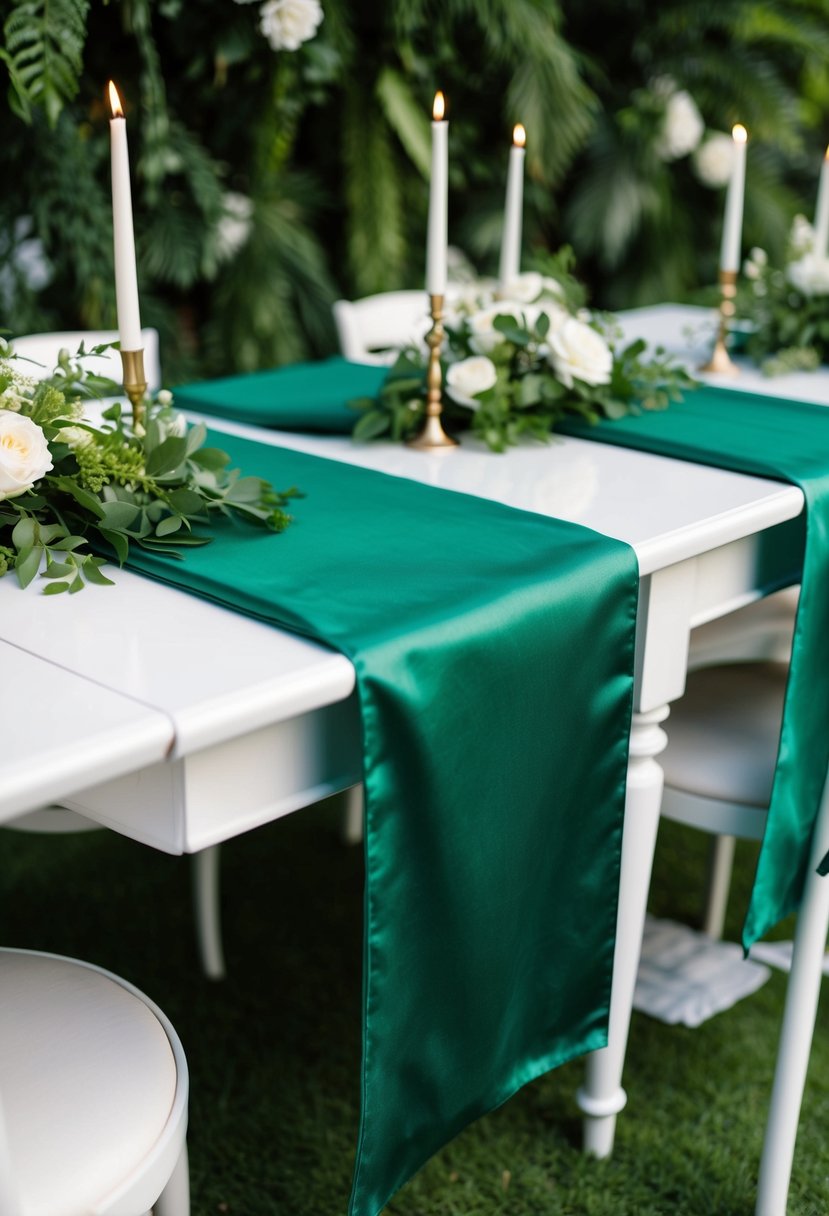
[354,259,694,452]
[2,0,829,376]
[1,0,89,125]
[0,345,299,590]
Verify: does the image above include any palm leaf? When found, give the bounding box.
[1,0,89,126]
[342,81,408,294]
[375,66,432,179]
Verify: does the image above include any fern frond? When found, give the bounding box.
[1,0,89,126]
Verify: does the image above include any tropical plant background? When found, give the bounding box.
[2,0,829,382]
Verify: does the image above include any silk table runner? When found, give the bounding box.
[127,435,639,1216]
[562,385,828,949]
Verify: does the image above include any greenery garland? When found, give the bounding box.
[352,254,694,452]
[0,343,298,592]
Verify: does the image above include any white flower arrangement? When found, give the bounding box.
[0,343,298,592]
[352,253,694,452]
[738,218,829,374]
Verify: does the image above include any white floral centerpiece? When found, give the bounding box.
[0,342,297,592]
[738,218,829,375]
[353,251,694,452]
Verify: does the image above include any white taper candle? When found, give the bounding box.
[108,81,142,351]
[426,91,448,296]
[720,123,748,274]
[498,124,526,291]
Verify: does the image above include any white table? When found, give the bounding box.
[618,302,829,404]
[1,383,806,1162]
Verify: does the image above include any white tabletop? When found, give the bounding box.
[1,311,810,829]
[2,639,172,821]
[618,303,829,405]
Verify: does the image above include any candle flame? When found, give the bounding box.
[732,123,748,144]
[432,91,445,122]
[824,144,829,162]
[108,81,124,119]
[513,123,526,148]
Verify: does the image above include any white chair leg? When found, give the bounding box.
[702,833,737,939]
[755,783,829,1216]
[192,848,225,981]
[577,706,669,1157]
[153,1144,190,1216]
[341,784,364,845]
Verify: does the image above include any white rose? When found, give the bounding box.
[523,300,569,336]
[57,424,93,450]
[692,132,734,188]
[500,271,544,303]
[445,356,498,408]
[547,317,613,389]
[259,0,323,51]
[0,410,53,500]
[787,253,829,297]
[466,301,526,353]
[655,89,704,161]
[790,214,815,257]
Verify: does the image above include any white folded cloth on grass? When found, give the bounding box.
[634,916,771,1028]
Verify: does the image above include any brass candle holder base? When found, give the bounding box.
[700,271,739,376]
[407,293,458,451]
[120,347,148,429]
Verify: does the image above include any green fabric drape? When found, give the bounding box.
[173,357,385,432]
[127,435,639,1216]
[562,386,827,948]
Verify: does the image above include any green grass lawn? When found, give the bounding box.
[3,797,827,1215]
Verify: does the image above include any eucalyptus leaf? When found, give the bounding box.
[15,545,42,589]
[146,435,189,477]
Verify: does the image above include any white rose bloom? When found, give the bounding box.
[216,192,253,262]
[790,214,815,257]
[656,89,704,161]
[445,356,498,408]
[547,317,613,389]
[259,0,323,51]
[466,301,526,353]
[692,132,734,188]
[530,300,569,335]
[0,410,53,500]
[500,271,544,303]
[539,275,565,298]
[57,425,94,450]
[787,253,829,297]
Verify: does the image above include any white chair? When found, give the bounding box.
[684,587,799,938]
[11,328,162,393]
[0,948,189,1215]
[333,291,432,365]
[660,659,829,1215]
[4,330,225,981]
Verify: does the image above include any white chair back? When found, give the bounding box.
[333,291,431,365]
[10,328,162,392]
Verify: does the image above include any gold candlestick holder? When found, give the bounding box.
[120,347,148,430]
[700,270,739,375]
[407,293,458,450]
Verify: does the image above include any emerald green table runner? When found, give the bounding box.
[173,357,385,432]
[561,385,828,949]
[127,434,639,1216]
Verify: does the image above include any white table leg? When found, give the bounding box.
[755,778,829,1216]
[577,704,669,1157]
